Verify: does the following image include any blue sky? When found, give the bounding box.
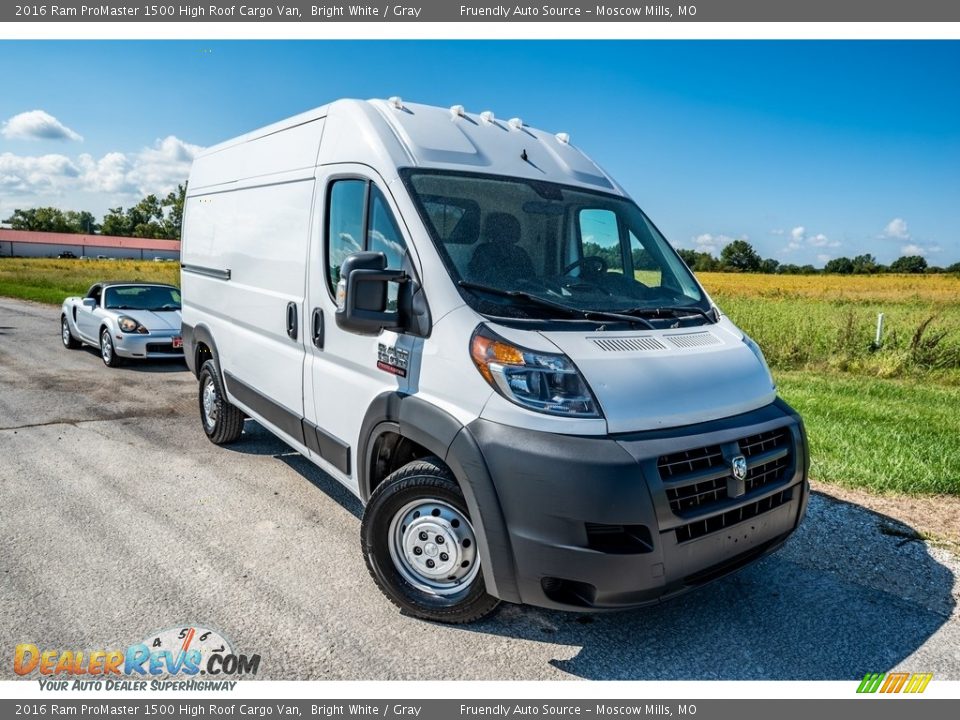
[1,41,957,266]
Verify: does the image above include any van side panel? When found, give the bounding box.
[182,178,314,423]
[189,119,326,190]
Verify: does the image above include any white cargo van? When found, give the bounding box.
[181,98,809,623]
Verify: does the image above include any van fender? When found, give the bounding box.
[182,322,221,380]
[359,393,520,603]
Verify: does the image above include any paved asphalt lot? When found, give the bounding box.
[1,296,959,681]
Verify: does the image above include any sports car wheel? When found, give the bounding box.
[198,360,244,445]
[100,327,122,367]
[61,316,81,349]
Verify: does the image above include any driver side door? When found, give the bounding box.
[75,285,102,342]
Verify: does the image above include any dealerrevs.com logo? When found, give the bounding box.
[15,625,260,691]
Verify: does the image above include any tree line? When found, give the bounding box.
[677,239,958,274]
[2,185,186,241]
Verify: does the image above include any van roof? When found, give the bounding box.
[194,98,625,196]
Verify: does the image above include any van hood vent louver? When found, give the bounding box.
[590,336,667,352]
[664,332,722,348]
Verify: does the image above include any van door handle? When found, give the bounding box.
[286,302,298,340]
[311,308,324,349]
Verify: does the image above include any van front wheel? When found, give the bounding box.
[362,457,500,624]
[198,360,244,445]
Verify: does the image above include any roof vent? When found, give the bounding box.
[387,96,404,110]
[556,132,570,144]
[450,104,465,119]
[508,117,524,130]
[480,110,496,125]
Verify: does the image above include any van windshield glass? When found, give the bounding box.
[403,170,707,321]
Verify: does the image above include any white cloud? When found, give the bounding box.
[78,152,135,194]
[783,225,839,252]
[883,217,910,239]
[808,233,839,248]
[816,254,832,264]
[900,244,925,256]
[691,233,747,255]
[0,135,201,210]
[1,110,83,142]
[0,152,80,193]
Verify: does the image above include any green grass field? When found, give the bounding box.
[0,258,179,304]
[2,259,958,497]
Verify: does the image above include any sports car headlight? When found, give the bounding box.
[469,325,600,418]
[117,316,148,334]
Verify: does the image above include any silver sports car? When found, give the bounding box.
[60,281,184,367]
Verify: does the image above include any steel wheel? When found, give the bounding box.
[197,360,244,445]
[387,498,480,596]
[201,374,219,430]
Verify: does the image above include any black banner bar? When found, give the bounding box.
[1,699,957,719]
[5,0,960,22]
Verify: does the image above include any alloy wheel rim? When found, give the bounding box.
[387,498,480,596]
[62,319,70,346]
[101,331,112,362]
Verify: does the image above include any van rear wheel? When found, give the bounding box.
[361,457,500,624]
[198,360,244,445]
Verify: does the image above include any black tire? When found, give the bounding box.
[361,456,500,624]
[99,327,122,367]
[61,315,81,349]
[198,360,244,445]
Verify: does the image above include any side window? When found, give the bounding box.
[326,179,408,301]
[629,230,663,287]
[368,186,408,310]
[578,208,623,274]
[326,179,366,292]
[368,186,407,272]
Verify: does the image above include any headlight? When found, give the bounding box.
[469,325,600,418]
[117,316,148,334]
[743,334,775,389]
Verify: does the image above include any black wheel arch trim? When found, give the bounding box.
[359,392,520,603]
[182,322,221,379]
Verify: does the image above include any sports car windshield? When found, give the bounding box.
[403,170,708,322]
[104,286,181,312]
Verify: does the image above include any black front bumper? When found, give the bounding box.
[464,398,809,611]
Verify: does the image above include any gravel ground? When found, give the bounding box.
[1,296,958,680]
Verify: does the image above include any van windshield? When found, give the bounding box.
[403,170,709,323]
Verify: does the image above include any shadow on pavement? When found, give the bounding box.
[79,345,188,373]
[460,493,956,680]
[222,422,956,680]
[229,421,363,519]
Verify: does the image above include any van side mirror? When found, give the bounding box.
[334,252,406,335]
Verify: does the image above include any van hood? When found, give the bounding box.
[538,320,776,434]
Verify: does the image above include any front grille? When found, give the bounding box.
[675,488,794,543]
[657,426,794,540]
[145,342,183,354]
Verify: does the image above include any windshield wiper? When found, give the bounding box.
[621,305,716,323]
[458,280,655,329]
